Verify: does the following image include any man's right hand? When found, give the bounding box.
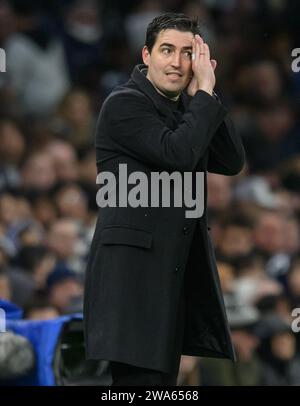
[187,35,217,97]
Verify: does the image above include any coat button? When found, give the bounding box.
[175,266,180,273]
[182,226,190,235]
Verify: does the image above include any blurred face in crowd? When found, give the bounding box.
[254,212,286,254]
[236,61,282,104]
[33,197,57,228]
[48,278,83,313]
[231,330,259,362]
[252,62,282,102]
[257,103,294,141]
[207,173,232,210]
[60,90,92,128]
[47,220,78,260]
[22,153,56,191]
[46,141,78,182]
[142,29,194,98]
[0,120,25,165]
[219,225,253,258]
[55,185,88,221]
[271,332,296,361]
[66,0,102,43]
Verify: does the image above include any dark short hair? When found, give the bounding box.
[145,12,201,53]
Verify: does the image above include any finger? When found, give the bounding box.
[199,42,206,60]
[193,35,202,63]
[195,34,204,45]
[204,43,210,60]
[192,38,197,62]
[194,37,200,65]
[210,59,217,71]
[192,38,195,61]
[195,34,204,43]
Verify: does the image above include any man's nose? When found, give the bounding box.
[170,51,181,68]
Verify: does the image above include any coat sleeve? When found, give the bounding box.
[100,89,228,171]
[207,114,246,175]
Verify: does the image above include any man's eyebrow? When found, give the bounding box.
[159,43,192,50]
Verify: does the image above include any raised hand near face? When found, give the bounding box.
[187,34,217,97]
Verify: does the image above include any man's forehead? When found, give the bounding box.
[155,29,194,48]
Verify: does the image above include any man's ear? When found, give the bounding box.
[142,46,150,66]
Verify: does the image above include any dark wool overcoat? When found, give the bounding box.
[83,64,245,373]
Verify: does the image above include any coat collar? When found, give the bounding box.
[130,64,191,115]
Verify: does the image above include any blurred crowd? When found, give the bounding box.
[0,0,300,386]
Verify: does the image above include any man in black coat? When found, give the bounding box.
[83,13,245,386]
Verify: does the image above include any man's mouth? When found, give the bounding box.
[166,72,182,79]
[166,72,182,76]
